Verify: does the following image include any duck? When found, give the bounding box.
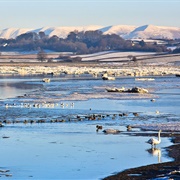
[103,129,121,134]
[133,112,139,116]
[151,99,156,102]
[96,125,103,132]
[126,125,132,131]
[146,130,162,147]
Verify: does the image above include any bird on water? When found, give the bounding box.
[146,130,162,148]
[96,125,103,132]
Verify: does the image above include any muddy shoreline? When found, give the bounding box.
[104,133,180,180]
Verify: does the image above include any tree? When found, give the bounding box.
[39,31,46,39]
[1,29,169,54]
[67,31,78,42]
[37,50,47,62]
[139,40,146,47]
[127,55,133,60]
[16,32,39,42]
[132,56,137,62]
[127,55,138,62]
[173,47,180,53]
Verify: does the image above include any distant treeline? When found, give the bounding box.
[172,48,180,53]
[0,30,176,54]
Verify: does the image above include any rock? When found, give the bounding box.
[102,76,115,80]
[169,170,180,175]
[135,78,155,81]
[156,110,160,114]
[2,136,10,138]
[103,129,121,134]
[42,78,50,83]
[106,87,148,93]
[102,73,115,80]
[0,123,4,127]
[107,77,115,80]
[128,87,148,93]
[0,169,10,173]
[106,87,125,92]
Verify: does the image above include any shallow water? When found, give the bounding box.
[0,75,179,179]
[0,123,173,179]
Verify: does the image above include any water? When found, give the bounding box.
[0,75,179,179]
[0,123,173,179]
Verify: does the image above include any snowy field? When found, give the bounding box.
[0,51,179,65]
[0,51,156,63]
[77,51,156,61]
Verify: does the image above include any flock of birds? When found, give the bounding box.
[4,102,75,109]
[3,101,162,148]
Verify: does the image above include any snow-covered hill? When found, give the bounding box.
[0,28,32,39]
[99,25,136,37]
[124,24,180,39]
[0,24,179,40]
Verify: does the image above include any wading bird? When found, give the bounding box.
[146,130,162,147]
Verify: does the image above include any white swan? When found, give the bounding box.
[146,130,162,147]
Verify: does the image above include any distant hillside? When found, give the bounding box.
[0,26,102,39]
[124,25,180,39]
[0,24,180,40]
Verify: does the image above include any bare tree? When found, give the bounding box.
[37,50,47,62]
[127,55,137,62]
[132,56,137,62]
[127,55,133,60]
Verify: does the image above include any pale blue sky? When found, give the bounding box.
[0,0,179,29]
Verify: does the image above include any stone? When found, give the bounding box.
[42,78,50,83]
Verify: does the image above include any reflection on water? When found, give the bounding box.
[0,75,179,179]
[147,148,162,163]
[0,78,43,100]
[0,85,23,99]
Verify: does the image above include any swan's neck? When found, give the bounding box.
[158,131,161,141]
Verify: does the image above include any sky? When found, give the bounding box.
[0,0,179,29]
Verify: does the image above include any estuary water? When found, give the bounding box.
[0,75,179,179]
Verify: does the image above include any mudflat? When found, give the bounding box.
[104,134,180,180]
